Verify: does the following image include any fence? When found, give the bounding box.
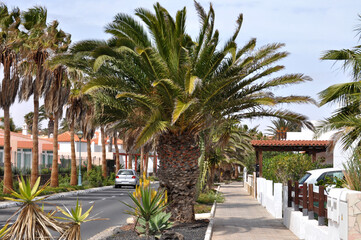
[287,180,327,225]
[256,178,282,218]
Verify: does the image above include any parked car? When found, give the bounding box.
[115,169,139,188]
[298,167,344,193]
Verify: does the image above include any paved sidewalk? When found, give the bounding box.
[212,182,298,240]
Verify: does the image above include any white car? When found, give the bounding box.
[115,169,139,189]
[298,167,344,193]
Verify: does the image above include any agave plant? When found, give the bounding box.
[2,176,66,240]
[55,198,107,240]
[0,224,10,238]
[123,173,171,239]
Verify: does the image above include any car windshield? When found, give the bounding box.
[118,170,133,175]
[299,173,311,184]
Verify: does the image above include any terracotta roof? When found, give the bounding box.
[58,131,87,142]
[18,141,33,149]
[251,140,331,147]
[0,138,3,146]
[42,143,54,151]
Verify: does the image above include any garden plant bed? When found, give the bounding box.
[108,219,209,240]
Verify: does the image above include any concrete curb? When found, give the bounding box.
[204,185,220,240]
[0,185,114,209]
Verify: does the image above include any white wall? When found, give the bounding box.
[256,178,282,218]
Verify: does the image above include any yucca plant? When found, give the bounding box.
[343,148,361,191]
[123,173,171,239]
[55,198,107,240]
[2,176,66,240]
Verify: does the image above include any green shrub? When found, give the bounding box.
[263,152,326,184]
[87,168,104,187]
[40,168,51,174]
[59,174,70,186]
[197,189,224,204]
[0,167,4,177]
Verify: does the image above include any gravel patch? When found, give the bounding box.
[106,220,209,240]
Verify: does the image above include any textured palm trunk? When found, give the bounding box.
[127,153,132,169]
[3,105,12,194]
[207,165,215,190]
[101,126,107,178]
[140,146,144,176]
[87,136,92,173]
[70,121,77,186]
[31,85,39,187]
[157,132,200,223]
[50,111,59,187]
[153,154,157,176]
[114,136,120,173]
[234,164,239,179]
[144,153,149,177]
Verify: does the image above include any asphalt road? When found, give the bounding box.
[0,183,158,239]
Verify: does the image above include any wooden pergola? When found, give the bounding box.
[251,140,332,177]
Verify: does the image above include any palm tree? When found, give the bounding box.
[266,118,303,140]
[0,4,22,193]
[78,2,314,222]
[317,16,361,150]
[44,65,71,187]
[19,7,70,186]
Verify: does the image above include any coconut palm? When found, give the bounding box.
[0,4,22,194]
[19,7,71,186]
[77,2,313,222]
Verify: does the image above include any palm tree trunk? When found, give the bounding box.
[207,165,215,190]
[31,86,39,187]
[3,105,12,194]
[144,153,149,177]
[50,111,59,187]
[140,146,144,177]
[153,154,157,176]
[114,136,120,173]
[157,132,200,223]
[70,121,77,185]
[234,164,239,179]
[101,126,107,178]
[128,153,132,169]
[87,136,92,173]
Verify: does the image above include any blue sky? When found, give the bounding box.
[4,0,361,131]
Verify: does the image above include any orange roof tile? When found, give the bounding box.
[0,138,3,146]
[58,131,87,142]
[18,141,33,149]
[42,143,54,151]
[251,140,331,147]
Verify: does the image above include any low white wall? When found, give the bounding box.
[256,178,282,218]
[283,207,329,240]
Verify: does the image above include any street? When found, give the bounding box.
[0,183,158,239]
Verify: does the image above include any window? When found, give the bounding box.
[17,149,32,170]
[41,151,53,168]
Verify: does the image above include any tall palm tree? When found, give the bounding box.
[19,7,70,186]
[78,2,313,222]
[44,65,71,187]
[0,4,22,193]
[317,16,361,150]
